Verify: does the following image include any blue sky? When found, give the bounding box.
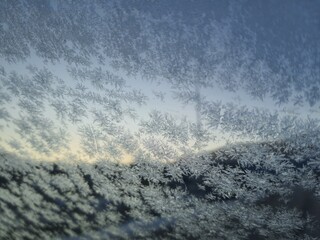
[0,0,319,163]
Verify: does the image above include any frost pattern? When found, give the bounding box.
[0,0,319,239]
[0,134,320,239]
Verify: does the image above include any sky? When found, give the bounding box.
[0,0,319,163]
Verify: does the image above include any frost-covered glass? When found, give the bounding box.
[0,0,319,239]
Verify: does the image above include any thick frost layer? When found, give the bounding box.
[0,134,319,239]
